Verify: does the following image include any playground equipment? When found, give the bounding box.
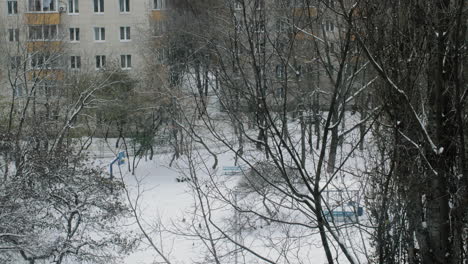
[323,190,364,223]
[109,151,126,180]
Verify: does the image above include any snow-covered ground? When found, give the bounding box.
[93,123,370,264]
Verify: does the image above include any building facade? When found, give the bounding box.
[0,0,168,96]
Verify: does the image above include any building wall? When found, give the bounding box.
[0,0,165,84]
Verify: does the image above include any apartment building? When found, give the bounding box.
[0,0,168,96]
[226,0,363,112]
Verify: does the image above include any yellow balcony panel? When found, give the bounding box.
[27,41,63,53]
[349,55,363,63]
[151,10,167,21]
[293,7,317,17]
[25,13,60,25]
[28,70,64,81]
[294,31,315,40]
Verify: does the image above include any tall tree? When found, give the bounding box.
[342,0,467,263]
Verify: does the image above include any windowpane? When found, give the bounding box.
[120,26,131,40]
[14,84,24,97]
[7,1,18,14]
[44,26,50,39]
[43,0,55,11]
[94,27,106,41]
[71,56,81,69]
[29,26,44,40]
[127,55,131,68]
[10,56,21,69]
[119,0,129,12]
[94,0,103,12]
[154,0,165,9]
[29,0,41,11]
[96,55,106,69]
[69,0,79,13]
[120,55,125,68]
[50,25,57,39]
[121,55,132,69]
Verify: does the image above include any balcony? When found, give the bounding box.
[27,41,62,53]
[25,13,60,25]
[28,69,64,81]
[151,10,167,21]
[293,7,317,17]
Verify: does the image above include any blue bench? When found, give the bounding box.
[223,166,243,175]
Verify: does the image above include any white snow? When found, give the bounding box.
[84,112,372,264]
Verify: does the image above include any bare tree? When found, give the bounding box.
[339,0,468,263]
[142,0,378,263]
[0,20,136,263]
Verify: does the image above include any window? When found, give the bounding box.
[28,0,56,11]
[94,27,105,41]
[305,63,319,79]
[234,19,243,33]
[254,0,264,10]
[295,65,302,78]
[255,40,265,54]
[119,0,129,12]
[8,28,19,42]
[120,54,131,69]
[235,42,243,55]
[276,64,285,79]
[10,56,21,69]
[156,48,167,63]
[31,53,59,69]
[93,0,104,13]
[254,20,265,33]
[68,0,79,13]
[7,0,18,14]
[325,20,334,32]
[37,80,57,96]
[28,25,58,40]
[233,0,242,10]
[324,0,334,8]
[152,21,166,36]
[276,19,288,32]
[70,55,81,69]
[14,83,24,97]
[153,0,165,10]
[95,55,106,69]
[120,26,131,40]
[276,87,284,98]
[290,0,305,8]
[69,28,80,41]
